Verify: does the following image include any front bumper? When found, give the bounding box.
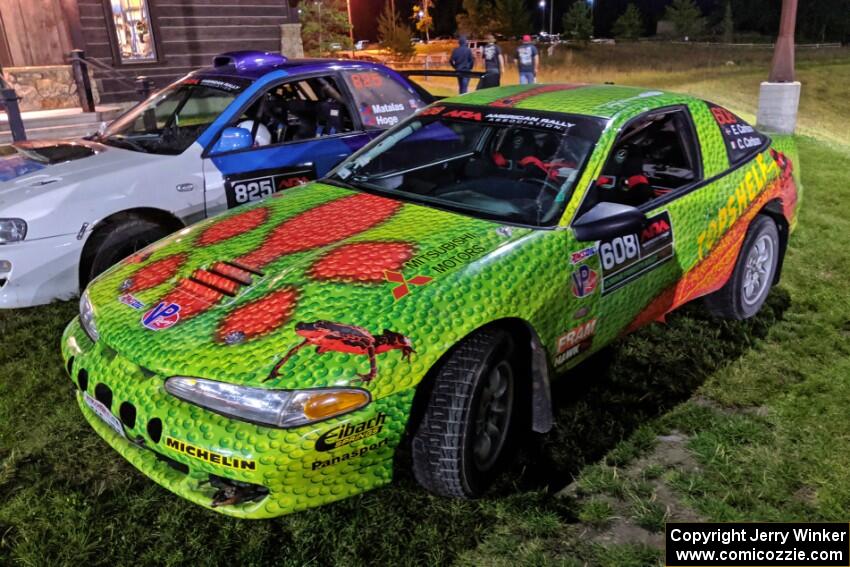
[61,317,414,519]
[0,232,83,308]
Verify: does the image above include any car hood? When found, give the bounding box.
[0,139,167,237]
[86,181,530,389]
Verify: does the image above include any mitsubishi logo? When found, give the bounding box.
[384,271,433,300]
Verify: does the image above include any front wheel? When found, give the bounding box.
[411,329,520,498]
[704,215,781,320]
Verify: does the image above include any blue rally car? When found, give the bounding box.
[0,51,435,308]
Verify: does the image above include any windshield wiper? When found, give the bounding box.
[102,136,149,153]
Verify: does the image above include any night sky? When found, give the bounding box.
[350,0,723,41]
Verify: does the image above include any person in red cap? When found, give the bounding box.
[515,35,539,84]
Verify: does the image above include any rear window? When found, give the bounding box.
[342,69,424,130]
[707,102,767,165]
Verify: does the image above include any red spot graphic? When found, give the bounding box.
[216,288,299,342]
[197,207,269,246]
[122,253,187,293]
[160,278,224,321]
[237,193,402,270]
[309,242,415,283]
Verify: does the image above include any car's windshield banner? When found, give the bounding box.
[182,77,248,93]
[419,104,579,133]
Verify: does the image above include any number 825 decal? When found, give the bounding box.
[224,166,316,209]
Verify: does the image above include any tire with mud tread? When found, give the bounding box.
[411,328,520,498]
[84,217,173,286]
[704,214,781,320]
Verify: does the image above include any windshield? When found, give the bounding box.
[97,77,249,155]
[330,105,604,226]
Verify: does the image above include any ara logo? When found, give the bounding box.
[571,265,598,298]
[641,217,671,245]
[443,109,483,121]
[141,302,181,331]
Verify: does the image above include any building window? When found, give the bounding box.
[109,0,156,63]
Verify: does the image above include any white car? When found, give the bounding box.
[0,51,431,308]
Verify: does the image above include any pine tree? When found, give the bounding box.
[378,3,415,59]
[612,4,644,40]
[300,0,351,56]
[456,0,495,38]
[494,0,531,39]
[664,0,706,40]
[562,1,593,42]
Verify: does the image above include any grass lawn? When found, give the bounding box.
[2,47,850,566]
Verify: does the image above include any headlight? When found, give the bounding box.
[79,290,99,342]
[164,377,371,428]
[0,219,26,243]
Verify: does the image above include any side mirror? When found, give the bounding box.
[211,126,253,154]
[573,202,646,242]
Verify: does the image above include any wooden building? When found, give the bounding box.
[0,0,300,105]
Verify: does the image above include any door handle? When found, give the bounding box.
[176,183,194,192]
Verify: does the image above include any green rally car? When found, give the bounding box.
[61,83,800,518]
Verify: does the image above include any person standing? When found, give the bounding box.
[481,34,504,88]
[450,35,475,94]
[515,35,539,85]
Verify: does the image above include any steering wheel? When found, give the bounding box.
[520,176,562,203]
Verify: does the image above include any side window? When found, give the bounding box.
[590,108,701,209]
[707,103,767,165]
[221,75,356,150]
[342,69,424,130]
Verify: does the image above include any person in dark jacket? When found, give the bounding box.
[450,35,475,94]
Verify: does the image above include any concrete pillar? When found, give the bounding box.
[280,24,305,59]
[756,81,801,135]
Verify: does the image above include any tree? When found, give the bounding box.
[494,0,531,39]
[612,4,644,40]
[456,0,495,38]
[300,0,351,56]
[562,1,593,42]
[412,1,434,42]
[722,1,735,43]
[664,0,706,40]
[378,3,415,59]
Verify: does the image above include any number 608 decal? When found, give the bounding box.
[599,211,675,295]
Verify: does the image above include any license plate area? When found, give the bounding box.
[83,392,125,439]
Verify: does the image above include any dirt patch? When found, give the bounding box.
[560,430,704,550]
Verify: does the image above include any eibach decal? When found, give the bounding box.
[315,413,387,451]
[600,211,674,295]
[224,166,316,209]
[266,321,414,383]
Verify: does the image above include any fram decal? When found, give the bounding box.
[600,211,674,295]
[266,321,414,383]
[119,293,145,310]
[142,302,181,330]
[555,319,597,366]
[315,413,387,451]
[571,265,598,298]
[571,246,597,265]
[384,270,433,300]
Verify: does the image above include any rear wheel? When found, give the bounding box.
[411,328,520,498]
[704,215,780,320]
[83,217,173,286]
